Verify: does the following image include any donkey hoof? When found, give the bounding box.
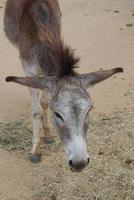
[30,154,42,163]
[44,138,55,144]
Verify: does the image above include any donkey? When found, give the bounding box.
[4,0,123,172]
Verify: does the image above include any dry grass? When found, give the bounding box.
[0,109,134,200]
[0,120,32,151]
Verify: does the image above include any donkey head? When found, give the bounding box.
[6,67,123,172]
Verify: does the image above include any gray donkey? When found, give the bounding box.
[4,0,123,172]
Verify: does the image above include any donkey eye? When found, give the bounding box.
[54,112,64,121]
[86,109,91,118]
[87,106,93,115]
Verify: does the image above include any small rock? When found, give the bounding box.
[126,23,133,27]
[114,10,120,13]
[125,158,134,164]
[98,149,105,155]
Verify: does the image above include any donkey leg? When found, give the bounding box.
[22,61,44,163]
[42,107,56,144]
[29,88,43,163]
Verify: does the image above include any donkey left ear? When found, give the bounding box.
[79,68,123,88]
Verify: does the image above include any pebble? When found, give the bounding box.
[125,158,134,164]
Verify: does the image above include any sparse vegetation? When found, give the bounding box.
[0,0,134,199]
[0,110,133,200]
[0,120,32,151]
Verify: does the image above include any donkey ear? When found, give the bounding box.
[79,68,123,88]
[5,76,53,89]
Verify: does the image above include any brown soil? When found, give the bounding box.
[0,0,134,199]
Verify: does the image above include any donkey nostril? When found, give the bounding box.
[69,160,73,167]
[69,159,88,171]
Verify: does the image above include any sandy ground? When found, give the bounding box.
[0,0,134,199]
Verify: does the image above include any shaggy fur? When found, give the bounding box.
[4,0,79,78]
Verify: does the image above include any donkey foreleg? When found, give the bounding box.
[42,107,56,144]
[22,61,44,163]
[29,88,43,163]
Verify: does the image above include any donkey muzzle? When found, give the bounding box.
[69,157,90,172]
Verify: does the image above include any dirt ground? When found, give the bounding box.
[0,0,134,200]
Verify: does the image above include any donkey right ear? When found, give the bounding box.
[5,76,55,90]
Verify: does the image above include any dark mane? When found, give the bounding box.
[42,40,80,78]
[53,42,80,78]
[22,0,80,78]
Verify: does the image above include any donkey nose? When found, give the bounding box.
[69,158,90,172]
